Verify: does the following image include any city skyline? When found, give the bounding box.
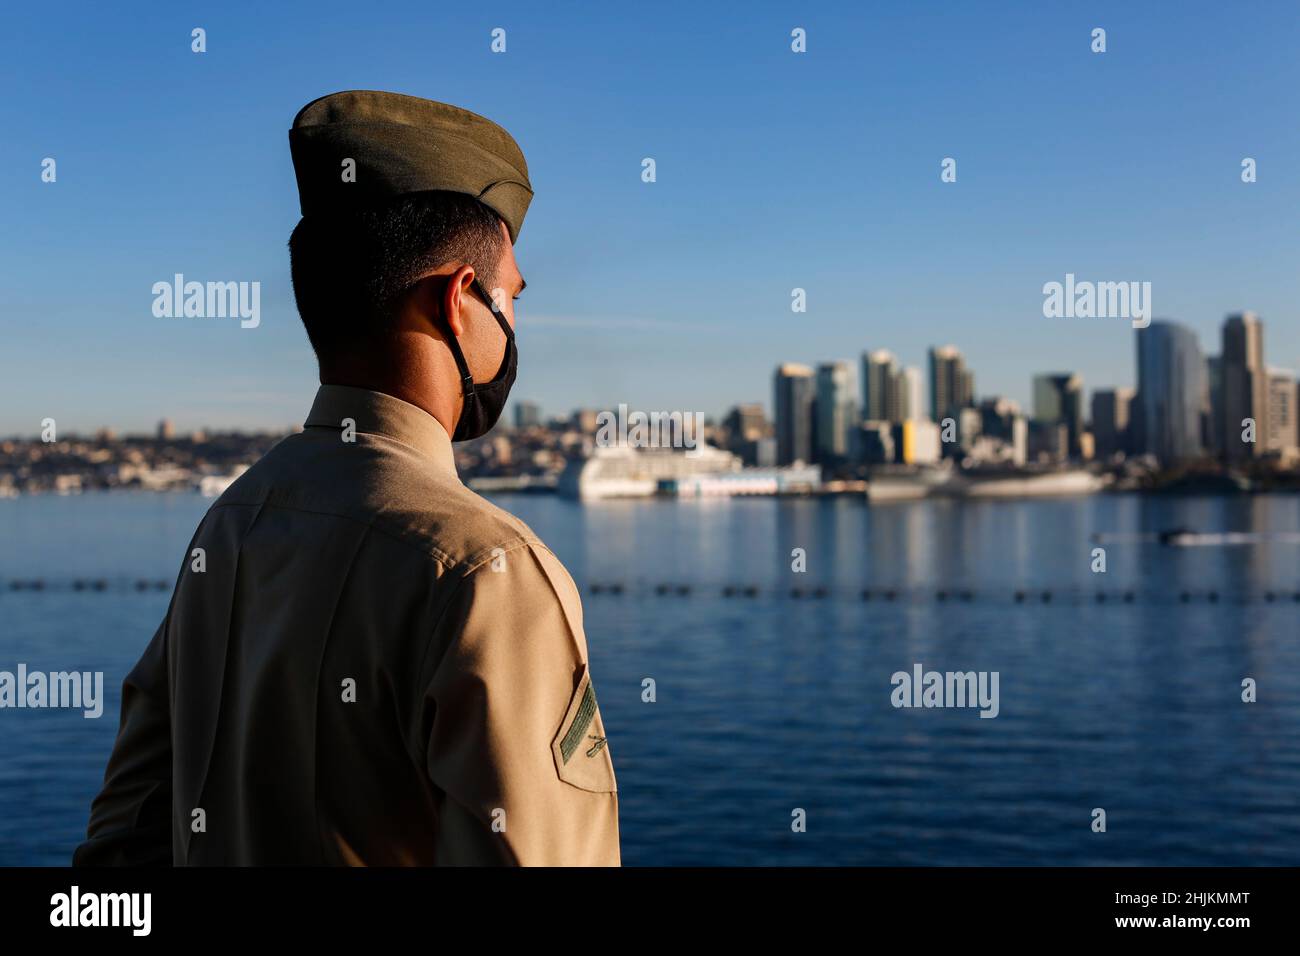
[0,306,1286,444]
[760,309,1298,470]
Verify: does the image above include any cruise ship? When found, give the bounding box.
[557,444,822,500]
[558,444,743,499]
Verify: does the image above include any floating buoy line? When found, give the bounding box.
[3,577,1295,607]
[584,581,1295,606]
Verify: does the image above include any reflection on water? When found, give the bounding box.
[2,492,1298,865]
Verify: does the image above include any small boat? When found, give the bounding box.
[1158,529,1300,547]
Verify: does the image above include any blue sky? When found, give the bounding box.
[2,0,1298,435]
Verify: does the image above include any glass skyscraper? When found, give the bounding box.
[1135,320,1206,464]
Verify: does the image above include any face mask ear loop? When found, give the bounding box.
[438,280,479,399]
[447,334,476,399]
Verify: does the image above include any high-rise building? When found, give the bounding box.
[157,419,174,441]
[1032,373,1085,458]
[1205,355,1222,455]
[862,351,926,425]
[928,345,972,423]
[1009,416,1028,466]
[724,404,767,440]
[513,400,542,429]
[898,366,925,422]
[815,361,855,462]
[723,403,771,466]
[1265,369,1298,460]
[1091,387,1134,460]
[1221,312,1267,462]
[773,364,815,465]
[1135,320,1206,464]
[861,350,900,423]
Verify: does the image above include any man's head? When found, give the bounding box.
[287,91,533,440]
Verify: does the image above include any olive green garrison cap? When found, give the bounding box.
[289,90,533,242]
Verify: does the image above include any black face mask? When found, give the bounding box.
[444,277,517,442]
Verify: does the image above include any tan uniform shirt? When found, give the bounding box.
[74,385,620,866]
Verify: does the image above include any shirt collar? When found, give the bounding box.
[304,384,457,476]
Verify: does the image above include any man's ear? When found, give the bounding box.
[440,265,478,338]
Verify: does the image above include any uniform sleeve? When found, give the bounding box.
[424,544,620,866]
[73,615,174,866]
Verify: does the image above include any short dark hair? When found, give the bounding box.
[288,191,504,359]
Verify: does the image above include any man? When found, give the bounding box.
[73,90,620,866]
